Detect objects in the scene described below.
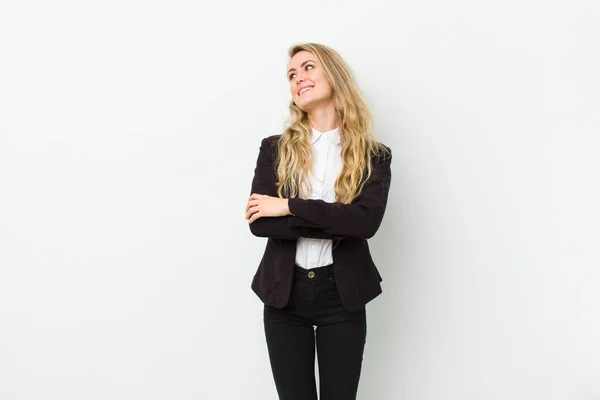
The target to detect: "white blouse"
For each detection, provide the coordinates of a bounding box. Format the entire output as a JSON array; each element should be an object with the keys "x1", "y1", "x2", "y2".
[{"x1": 295, "y1": 126, "x2": 342, "y2": 269}]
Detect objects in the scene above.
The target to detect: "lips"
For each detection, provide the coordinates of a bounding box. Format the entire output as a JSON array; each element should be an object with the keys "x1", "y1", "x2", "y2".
[{"x1": 298, "y1": 84, "x2": 314, "y2": 96}]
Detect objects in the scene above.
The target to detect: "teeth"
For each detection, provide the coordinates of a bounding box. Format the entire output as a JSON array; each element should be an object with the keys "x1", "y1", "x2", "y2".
[{"x1": 299, "y1": 86, "x2": 312, "y2": 95}]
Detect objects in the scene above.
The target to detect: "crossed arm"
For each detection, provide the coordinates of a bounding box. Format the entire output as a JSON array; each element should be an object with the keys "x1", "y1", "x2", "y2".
[{"x1": 246, "y1": 136, "x2": 392, "y2": 240}]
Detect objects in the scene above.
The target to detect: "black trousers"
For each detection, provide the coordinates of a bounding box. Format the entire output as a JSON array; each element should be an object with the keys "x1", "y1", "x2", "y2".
[{"x1": 263, "y1": 263, "x2": 367, "y2": 400}]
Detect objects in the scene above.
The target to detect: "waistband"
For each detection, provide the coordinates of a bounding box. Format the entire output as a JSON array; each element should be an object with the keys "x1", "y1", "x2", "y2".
[{"x1": 294, "y1": 263, "x2": 335, "y2": 282}]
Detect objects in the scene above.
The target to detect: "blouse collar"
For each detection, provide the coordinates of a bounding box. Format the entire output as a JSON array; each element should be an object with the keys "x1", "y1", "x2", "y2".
[{"x1": 310, "y1": 126, "x2": 340, "y2": 145}]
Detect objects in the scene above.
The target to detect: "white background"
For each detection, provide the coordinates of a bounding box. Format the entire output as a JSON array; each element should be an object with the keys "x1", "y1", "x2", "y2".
[{"x1": 1, "y1": 0, "x2": 599, "y2": 399}]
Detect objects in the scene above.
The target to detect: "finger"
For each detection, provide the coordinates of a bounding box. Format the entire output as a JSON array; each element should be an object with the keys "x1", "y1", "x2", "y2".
[
  {"x1": 248, "y1": 211, "x2": 262, "y2": 224},
  {"x1": 246, "y1": 202, "x2": 259, "y2": 213},
  {"x1": 245, "y1": 199, "x2": 259, "y2": 213},
  {"x1": 246, "y1": 205, "x2": 259, "y2": 220}
]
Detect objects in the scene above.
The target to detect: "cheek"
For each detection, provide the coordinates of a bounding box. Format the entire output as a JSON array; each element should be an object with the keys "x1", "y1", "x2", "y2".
[
  {"x1": 315, "y1": 74, "x2": 331, "y2": 91},
  {"x1": 317, "y1": 80, "x2": 333, "y2": 98}
]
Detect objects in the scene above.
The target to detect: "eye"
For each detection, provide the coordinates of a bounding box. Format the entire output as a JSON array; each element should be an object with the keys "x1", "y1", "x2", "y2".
[{"x1": 288, "y1": 64, "x2": 315, "y2": 80}]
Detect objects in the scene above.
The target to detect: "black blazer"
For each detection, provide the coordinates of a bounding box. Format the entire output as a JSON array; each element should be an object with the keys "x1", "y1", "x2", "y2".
[{"x1": 248, "y1": 134, "x2": 392, "y2": 312}]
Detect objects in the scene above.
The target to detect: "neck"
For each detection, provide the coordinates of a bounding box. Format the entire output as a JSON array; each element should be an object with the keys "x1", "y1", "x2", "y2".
[{"x1": 307, "y1": 102, "x2": 338, "y2": 132}]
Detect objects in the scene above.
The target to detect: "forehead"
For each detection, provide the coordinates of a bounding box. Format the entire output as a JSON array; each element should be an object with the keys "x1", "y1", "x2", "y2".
[{"x1": 287, "y1": 50, "x2": 316, "y2": 69}]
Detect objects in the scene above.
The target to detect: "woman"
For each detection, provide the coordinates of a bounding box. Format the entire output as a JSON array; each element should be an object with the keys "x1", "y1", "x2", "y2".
[{"x1": 245, "y1": 43, "x2": 392, "y2": 400}]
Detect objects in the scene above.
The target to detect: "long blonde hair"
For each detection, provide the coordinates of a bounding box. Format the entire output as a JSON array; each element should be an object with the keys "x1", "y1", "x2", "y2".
[{"x1": 276, "y1": 43, "x2": 389, "y2": 204}]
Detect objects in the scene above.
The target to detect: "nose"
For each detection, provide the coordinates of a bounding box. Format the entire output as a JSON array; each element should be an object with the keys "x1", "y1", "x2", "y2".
[{"x1": 295, "y1": 71, "x2": 305, "y2": 84}]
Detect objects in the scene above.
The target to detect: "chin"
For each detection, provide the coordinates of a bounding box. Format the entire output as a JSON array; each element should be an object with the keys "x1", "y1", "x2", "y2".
[
  {"x1": 296, "y1": 103, "x2": 313, "y2": 113},
  {"x1": 295, "y1": 97, "x2": 321, "y2": 112}
]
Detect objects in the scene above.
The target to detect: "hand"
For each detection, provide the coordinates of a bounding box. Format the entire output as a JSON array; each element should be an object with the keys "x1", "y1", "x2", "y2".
[{"x1": 245, "y1": 193, "x2": 291, "y2": 223}]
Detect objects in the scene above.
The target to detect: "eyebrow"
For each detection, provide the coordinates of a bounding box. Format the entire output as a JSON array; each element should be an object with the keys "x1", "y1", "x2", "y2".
[{"x1": 287, "y1": 60, "x2": 316, "y2": 75}]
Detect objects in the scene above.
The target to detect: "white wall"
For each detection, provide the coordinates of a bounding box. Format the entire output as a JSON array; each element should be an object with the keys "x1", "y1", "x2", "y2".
[{"x1": 1, "y1": 0, "x2": 598, "y2": 399}]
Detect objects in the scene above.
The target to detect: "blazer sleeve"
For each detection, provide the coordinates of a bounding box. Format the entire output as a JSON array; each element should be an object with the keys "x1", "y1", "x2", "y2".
[
  {"x1": 287, "y1": 147, "x2": 392, "y2": 239},
  {"x1": 248, "y1": 136, "x2": 334, "y2": 240}
]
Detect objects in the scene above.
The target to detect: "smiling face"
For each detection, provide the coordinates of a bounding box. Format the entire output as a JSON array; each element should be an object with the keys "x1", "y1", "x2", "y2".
[{"x1": 287, "y1": 50, "x2": 334, "y2": 113}]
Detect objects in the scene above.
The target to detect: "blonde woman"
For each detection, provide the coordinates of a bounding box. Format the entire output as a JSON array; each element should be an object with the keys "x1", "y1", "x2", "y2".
[{"x1": 245, "y1": 43, "x2": 392, "y2": 400}]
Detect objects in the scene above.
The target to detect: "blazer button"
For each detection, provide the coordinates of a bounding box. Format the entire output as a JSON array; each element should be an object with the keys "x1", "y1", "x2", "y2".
[{"x1": 308, "y1": 271, "x2": 315, "y2": 279}]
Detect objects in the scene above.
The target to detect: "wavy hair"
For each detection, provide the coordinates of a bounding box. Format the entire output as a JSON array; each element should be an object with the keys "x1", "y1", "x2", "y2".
[{"x1": 275, "y1": 43, "x2": 389, "y2": 204}]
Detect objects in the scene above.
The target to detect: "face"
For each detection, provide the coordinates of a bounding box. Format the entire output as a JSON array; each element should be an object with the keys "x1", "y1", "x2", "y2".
[{"x1": 287, "y1": 50, "x2": 333, "y2": 112}]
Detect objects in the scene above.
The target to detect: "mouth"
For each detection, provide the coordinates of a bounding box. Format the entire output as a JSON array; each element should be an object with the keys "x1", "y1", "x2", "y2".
[{"x1": 298, "y1": 85, "x2": 314, "y2": 96}]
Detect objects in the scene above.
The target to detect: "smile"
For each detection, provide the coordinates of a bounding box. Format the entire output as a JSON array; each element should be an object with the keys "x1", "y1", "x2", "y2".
[{"x1": 298, "y1": 86, "x2": 314, "y2": 96}]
